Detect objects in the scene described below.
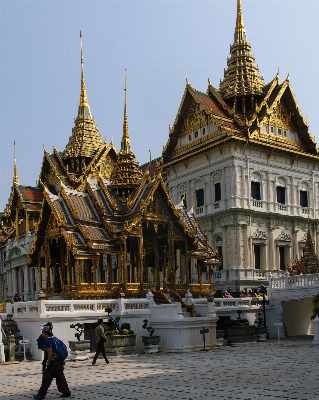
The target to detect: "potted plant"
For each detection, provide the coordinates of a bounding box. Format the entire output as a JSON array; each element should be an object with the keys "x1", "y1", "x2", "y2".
[
  {"x1": 225, "y1": 311, "x2": 256, "y2": 345},
  {"x1": 102, "y1": 307, "x2": 136, "y2": 355},
  {"x1": 69, "y1": 323, "x2": 90, "y2": 361},
  {"x1": 141, "y1": 319, "x2": 160, "y2": 353}
]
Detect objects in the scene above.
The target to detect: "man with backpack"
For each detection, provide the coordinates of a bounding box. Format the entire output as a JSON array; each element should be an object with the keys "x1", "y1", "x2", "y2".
[
  {"x1": 37, "y1": 322, "x2": 54, "y2": 372},
  {"x1": 34, "y1": 326, "x2": 71, "y2": 399}
]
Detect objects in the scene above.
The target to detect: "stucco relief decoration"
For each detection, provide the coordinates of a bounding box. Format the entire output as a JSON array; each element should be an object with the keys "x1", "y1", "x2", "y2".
[
  {"x1": 178, "y1": 183, "x2": 187, "y2": 195},
  {"x1": 194, "y1": 178, "x2": 204, "y2": 190},
  {"x1": 211, "y1": 171, "x2": 222, "y2": 182},
  {"x1": 252, "y1": 228, "x2": 268, "y2": 244},
  {"x1": 298, "y1": 180, "x2": 309, "y2": 191},
  {"x1": 276, "y1": 176, "x2": 286, "y2": 187},
  {"x1": 276, "y1": 231, "x2": 292, "y2": 247}
]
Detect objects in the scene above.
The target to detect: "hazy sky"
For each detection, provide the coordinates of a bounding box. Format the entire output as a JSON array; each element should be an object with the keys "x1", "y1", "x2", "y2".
[{"x1": 0, "y1": 0, "x2": 318, "y2": 210}]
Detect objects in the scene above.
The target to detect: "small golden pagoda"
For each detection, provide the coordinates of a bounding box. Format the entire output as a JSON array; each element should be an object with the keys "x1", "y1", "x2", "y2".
[{"x1": 288, "y1": 222, "x2": 319, "y2": 275}]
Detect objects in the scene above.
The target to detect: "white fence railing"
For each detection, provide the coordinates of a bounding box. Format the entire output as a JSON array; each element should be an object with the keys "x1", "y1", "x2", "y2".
[
  {"x1": 269, "y1": 272, "x2": 319, "y2": 290},
  {"x1": 13, "y1": 298, "x2": 152, "y2": 317}
]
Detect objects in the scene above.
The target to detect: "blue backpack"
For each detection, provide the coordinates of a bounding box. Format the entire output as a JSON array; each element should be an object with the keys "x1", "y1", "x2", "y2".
[{"x1": 48, "y1": 337, "x2": 68, "y2": 360}]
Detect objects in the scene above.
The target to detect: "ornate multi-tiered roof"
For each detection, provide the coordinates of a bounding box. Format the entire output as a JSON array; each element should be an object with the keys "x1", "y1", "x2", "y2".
[
  {"x1": 64, "y1": 32, "x2": 104, "y2": 165},
  {"x1": 219, "y1": 0, "x2": 265, "y2": 108},
  {"x1": 162, "y1": 0, "x2": 317, "y2": 167}
]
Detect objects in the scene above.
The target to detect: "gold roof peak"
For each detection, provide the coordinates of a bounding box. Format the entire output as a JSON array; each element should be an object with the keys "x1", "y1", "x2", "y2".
[
  {"x1": 121, "y1": 69, "x2": 131, "y2": 154},
  {"x1": 64, "y1": 32, "x2": 103, "y2": 161},
  {"x1": 109, "y1": 71, "x2": 142, "y2": 197},
  {"x1": 219, "y1": 0, "x2": 265, "y2": 102},
  {"x1": 234, "y1": 0, "x2": 246, "y2": 43},
  {"x1": 78, "y1": 31, "x2": 91, "y2": 118},
  {"x1": 13, "y1": 140, "x2": 20, "y2": 185}
]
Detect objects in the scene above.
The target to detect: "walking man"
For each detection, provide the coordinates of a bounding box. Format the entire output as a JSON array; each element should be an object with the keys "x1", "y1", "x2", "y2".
[
  {"x1": 92, "y1": 318, "x2": 109, "y2": 365},
  {"x1": 34, "y1": 326, "x2": 71, "y2": 399}
]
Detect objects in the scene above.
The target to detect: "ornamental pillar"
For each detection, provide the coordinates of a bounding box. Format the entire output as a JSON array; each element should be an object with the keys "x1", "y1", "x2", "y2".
[
  {"x1": 93, "y1": 259, "x2": 98, "y2": 291},
  {"x1": 268, "y1": 227, "x2": 275, "y2": 269},
  {"x1": 236, "y1": 225, "x2": 242, "y2": 267},
  {"x1": 122, "y1": 241, "x2": 127, "y2": 287},
  {"x1": 76, "y1": 259, "x2": 82, "y2": 290}
]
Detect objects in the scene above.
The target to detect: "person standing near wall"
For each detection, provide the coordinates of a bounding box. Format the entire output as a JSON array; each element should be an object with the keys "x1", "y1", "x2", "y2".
[{"x1": 92, "y1": 318, "x2": 109, "y2": 366}]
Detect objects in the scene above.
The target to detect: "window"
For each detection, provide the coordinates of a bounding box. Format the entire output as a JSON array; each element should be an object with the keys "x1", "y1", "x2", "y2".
[
  {"x1": 214, "y1": 183, "x2": 221, "y2": 202},
  {"x1": 254, "y1": 245, "x2": 261, "y2": 270},
  {"x1": 251, "y1": 181, "x2": 261, "y2": 200},
  {"x1": 196, "y1": 189, "x2": 204, "y2": 207},
  {"x1": 271, "y1": 126, "x2": 274, "y2": 134},
  {"x1": 284, "y1": 130, "x2": 287, "y2": 137},
  {"x1": 194, "y1": 131, "x2": 198, "y2": 138},
  {"x1": 217, "y1": 246, "x2": 223, "y2": 271},
  {"x1": 188, "y1": 134, "x2": 192, "y2": 141},
  {"x1": 279, "y1": 247, "x2": 285, "y2": 271},
  {"x1": 202, "y1": 127, "x2": 206, "y2": 135},
  {"x1": 278, "y1": 128, "x2": 282, "y2": 136},
  {"x1": 277, "y1": 186, "x2": 285, "y2": 204},
  {"x1": 300, "y1": 190, "x2": 308, "y2": 207}
]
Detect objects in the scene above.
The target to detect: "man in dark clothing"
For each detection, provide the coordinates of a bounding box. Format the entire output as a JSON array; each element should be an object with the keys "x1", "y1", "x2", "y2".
[
  {"x1": 37, "y1": 322, "x2": 54, "y2": 372},
  {"x1": 34, "y1": 326, "x2": 71, "y2": 399},
  {"x1": 92, "y1": 318, "x2": 109, "y2": 365}
]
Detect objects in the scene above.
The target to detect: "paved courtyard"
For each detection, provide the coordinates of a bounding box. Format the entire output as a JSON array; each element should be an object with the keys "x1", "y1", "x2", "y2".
[{"x1": 1, "y1": 337, "x2": 318, "y2": 400}]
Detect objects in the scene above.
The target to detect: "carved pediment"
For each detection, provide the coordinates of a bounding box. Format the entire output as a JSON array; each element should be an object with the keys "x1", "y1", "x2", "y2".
[
  {"x1": 146, "y1": 193, "x2": 172, "y2": 218},
  {"x1": 99, "y1": 155, "x2": 113, "y2": 179},
  {"x1": 269, "y1": 101, "x2": 296, "y2": 131}
]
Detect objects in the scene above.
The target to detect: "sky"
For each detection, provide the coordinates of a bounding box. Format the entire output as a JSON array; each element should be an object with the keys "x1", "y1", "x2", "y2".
[{"x1": 0, "y1": 0, "x2": 319, "y2": 210}]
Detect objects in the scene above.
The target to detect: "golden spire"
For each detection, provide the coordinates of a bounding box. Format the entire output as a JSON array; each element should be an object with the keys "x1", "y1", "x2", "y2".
[
  {"x1": 234, "y1": 0, "x2": 246, "y2": 43},
  {"x1": 121, "y1": 69, "x2": 131, "y2": 154},
  {"x1": 13, "y1": 140, "x2": 20, "y2": 185},
  {"x1": 109, "y1": 70, "x2": 142, "y2": 198},
  {"x1": 78, "y1": 31, "x2": 91, "y2": 118},
  {"x1": 219, "y1": 0, "x2": 264, "y2": 103},
  {"x1": 63, "y1": 32, "x2": 103, "y2": 161}
]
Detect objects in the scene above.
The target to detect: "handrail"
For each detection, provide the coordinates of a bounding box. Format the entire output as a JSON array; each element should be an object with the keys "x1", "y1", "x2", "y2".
[{"x1": 0, "y1": 315, "x2": 11, "y2": 337}]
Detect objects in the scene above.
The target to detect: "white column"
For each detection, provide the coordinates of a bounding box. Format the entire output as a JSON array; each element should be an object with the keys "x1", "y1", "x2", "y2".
[
  {"x1": 222, "y1": 226, "x2": 227, "y2": 270},
  {"x1": 23, "y1": 265, "x2": 30, "y2": 300},
  {"x1": 267, "y1": 172, "x2": 271, "y2": 212},
  {"x1": 236, "y1": 225, "x2": 242, "y2": 268},
  {"x1": 243, "y1": 224, "x2": 249, "y2": 268},
  {"x1": 12, "y1": 268, "x2": 17, "y2": 295},
  {"x1": 268, "y1": 227, "x2": 275, "y2": 270},
  {"x1": 241, "y1": 165, "x2": 246, "y2": 208}
]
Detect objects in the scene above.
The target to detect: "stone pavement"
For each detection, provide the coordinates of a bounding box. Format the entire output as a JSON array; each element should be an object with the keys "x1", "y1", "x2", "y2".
[{"x1": 1, "y1": 337, "x2": 319, "y2": 400}]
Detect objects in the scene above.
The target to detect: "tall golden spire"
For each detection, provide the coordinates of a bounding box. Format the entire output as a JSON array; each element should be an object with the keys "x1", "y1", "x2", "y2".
[
  {"x1": 13, "y1": 140, "x2": 20, "y2": 185},
  {"x1": 64, "y1": 32, "x2": 103, "y2": 162},
  {"x1": 121, "y1": 69, "x2": 131, "y2": 154},
  {"x1": 234, "y1": 0, "x2": 246, "y2": 43},
  {"x1": 219, "y1": 0, "x2": 264, "y2": 103},
  {"x1": 109, "y1": 70, "x2": 142, "y2": 198},
  {"x1": 78, "y1": 31, "x2": 91, "y2": 118}
]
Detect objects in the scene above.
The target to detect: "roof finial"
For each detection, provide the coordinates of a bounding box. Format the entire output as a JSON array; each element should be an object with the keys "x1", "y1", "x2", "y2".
[
  {"x1": 121, "y1": 69, "x2": 131, "y2": 154},
  {"x1": 234, "y1": 0, "x2": 247, "y2": 43},
  {"x1": 78, "y1": 31, "x2": 91, "y2": 117},
  {"x1": 13, "y1": 140, "x2": 20, "y2": 185}
]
